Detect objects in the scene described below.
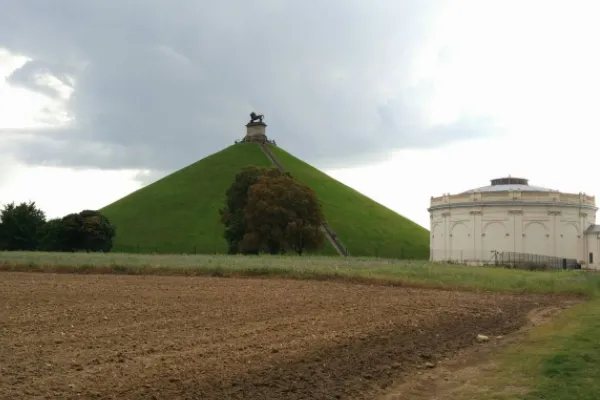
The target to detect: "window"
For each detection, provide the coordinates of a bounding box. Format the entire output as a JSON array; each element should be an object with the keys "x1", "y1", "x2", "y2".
[{"x1": 590, "y1": 252, "x2": 594, "y2": 264}]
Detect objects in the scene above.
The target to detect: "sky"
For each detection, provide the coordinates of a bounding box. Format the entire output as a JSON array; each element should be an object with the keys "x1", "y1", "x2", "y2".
[{"x1": 1, "y1": 0, "x2": 599, "y2": 229}]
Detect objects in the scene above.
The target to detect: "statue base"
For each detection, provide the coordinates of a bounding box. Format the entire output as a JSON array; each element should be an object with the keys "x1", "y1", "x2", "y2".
[{"x1": 244, "y1": 121, "x2": 267, "y2": 143}]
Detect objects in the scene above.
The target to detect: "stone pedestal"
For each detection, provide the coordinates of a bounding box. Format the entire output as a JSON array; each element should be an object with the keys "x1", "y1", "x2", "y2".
[{"x1": 244, "y1": 122, "x2": 267, "y2": 143}]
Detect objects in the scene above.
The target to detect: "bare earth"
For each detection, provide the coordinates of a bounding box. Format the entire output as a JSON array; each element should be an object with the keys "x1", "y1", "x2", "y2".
[{"x1": 0, "y1": 272, "x2": 565, "y2": 399}]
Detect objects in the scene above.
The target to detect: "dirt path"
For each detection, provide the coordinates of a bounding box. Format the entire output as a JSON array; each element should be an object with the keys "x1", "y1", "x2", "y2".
[
  {"x1": 377, "y1": 303, "x2": 581, "y2": 399},
  {"x1": 0, "y1": 272, "x2": 566, "y2": 399}
]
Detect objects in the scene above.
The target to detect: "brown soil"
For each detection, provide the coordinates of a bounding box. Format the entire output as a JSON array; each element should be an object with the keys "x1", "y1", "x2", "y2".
[
  {"x1": 0, "y1": 272, "x2": 568, "y2": 399},
  {"x1": 378, "y1": 302, "x2": 582, "y2": 400}
]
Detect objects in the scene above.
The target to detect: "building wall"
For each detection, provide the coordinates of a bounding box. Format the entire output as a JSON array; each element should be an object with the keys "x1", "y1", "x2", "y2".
[
  {"x1": 430, "y1": 191, "x2": 597, "y2": 264},
  {"x1": 586, "y1": 232, "x2": 600, "y2": 269},
  {"x1": 245, "y1": 123, "x2": 267, "y2": 140}
]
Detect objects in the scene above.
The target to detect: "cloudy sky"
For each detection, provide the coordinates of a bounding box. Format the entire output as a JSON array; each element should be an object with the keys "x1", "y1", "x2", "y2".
[{"x1": 1, "y1": 0, "x2": 599, "y2": 229}]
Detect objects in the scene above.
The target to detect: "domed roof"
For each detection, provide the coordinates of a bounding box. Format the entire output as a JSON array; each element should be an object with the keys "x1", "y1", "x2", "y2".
[{"x1": 461, "y1": 177, "x2": 558, "y2": 194}]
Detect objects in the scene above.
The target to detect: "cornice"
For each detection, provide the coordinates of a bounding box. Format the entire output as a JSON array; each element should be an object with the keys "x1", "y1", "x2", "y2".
[{"x1": 428, "y1": 201, "x2": 598, "y2": 213}]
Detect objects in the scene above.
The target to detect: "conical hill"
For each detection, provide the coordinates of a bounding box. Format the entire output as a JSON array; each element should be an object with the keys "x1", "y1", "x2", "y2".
[
  {"x1": 268, "y1": 145, "x2": 429, "y2": 259},
  {"x1": 101, "y1": 142, "x2": 429, "y2": 258}
]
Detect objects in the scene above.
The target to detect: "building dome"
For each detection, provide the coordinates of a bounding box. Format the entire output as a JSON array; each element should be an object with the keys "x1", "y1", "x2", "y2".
[
  {"x1": 428, "y1": 177, "x2": 599, "y2": 268},
  {"x1": 461, "y1": 176, "x2": 558, "y2": 194}
]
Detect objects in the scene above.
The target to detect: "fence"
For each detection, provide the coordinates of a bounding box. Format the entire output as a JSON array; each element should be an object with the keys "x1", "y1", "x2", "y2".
[
  {"x1": 321, "y1": 222, "x2": 349, "y2": 256},
  {"x1": 493, "y1": 251, "x2": 580, "y2": 270},
  {"x1": 430, "y1": 249, "x2": 581, "y2": 270}
]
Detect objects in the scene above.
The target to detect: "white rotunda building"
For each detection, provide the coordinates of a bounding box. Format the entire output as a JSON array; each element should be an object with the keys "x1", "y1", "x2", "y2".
[{"x1": 429, "y1": 177, "x2": 599, "y2": 269}]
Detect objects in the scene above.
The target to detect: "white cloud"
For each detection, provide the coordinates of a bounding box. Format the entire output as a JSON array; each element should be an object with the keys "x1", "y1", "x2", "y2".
[
  {"x1": 1, "y1": 0, "x2": 599, "y2": 231},
  {"x1": 328, "y1": 125, "x2": 600, "y2": 229},
  {"x1": 0, "y1": 156, "x2": 142, "y2": 220},
  {"x1": 327, "y1": 0, "x2": 598, "y2": 229},
  {"x1": 0, "y1": 50, "x2": 143, "y2": 218}
]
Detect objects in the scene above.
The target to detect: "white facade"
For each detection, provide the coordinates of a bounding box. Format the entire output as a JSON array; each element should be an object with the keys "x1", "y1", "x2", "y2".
[{"x1": 429, "y1": 177, "x2": 599, "y2": 269}]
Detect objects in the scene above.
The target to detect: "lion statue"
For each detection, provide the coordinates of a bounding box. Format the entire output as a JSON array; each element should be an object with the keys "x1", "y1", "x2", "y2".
[{"x1": 249, "y1": 112, "x2": 264, "y2": 123}]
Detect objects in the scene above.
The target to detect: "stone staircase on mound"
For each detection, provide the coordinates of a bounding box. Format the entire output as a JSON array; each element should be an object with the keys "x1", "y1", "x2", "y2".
[{"x1": 258, "y1": 142, "x2": 349, "y2": 257}]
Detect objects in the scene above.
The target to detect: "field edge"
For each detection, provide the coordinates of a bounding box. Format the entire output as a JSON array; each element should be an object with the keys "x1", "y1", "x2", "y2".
[{"x1": 0, "y1": 259, "x2": 594, "y2": 299}]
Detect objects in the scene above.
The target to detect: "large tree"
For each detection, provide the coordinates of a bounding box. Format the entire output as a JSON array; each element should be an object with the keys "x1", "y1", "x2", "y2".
[
  {"x1": 0, "y1": 201, "x2": 47, "y2": 251},
  {"x1": 243, "y1": 175, "x2": 325, "y2": 255},
  {"x1": 58, "y1": 210, "x2": 116, "y2": 252},
  {"x1": 38, "y1": 218, "x2": 69, "y2": 251},
  {"x1": 38, "y1": 210, "x2": 116, "y2": 252},
  {"x1": 219, "y1": 166, "x2": 286, "y2": 254},
  {"x1": 79, "y1": 210, "x2": 116, "y2": 252}
]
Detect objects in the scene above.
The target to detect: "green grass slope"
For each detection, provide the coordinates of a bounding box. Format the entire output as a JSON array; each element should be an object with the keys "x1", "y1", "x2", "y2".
[
  {"x1": 268, "y1": 145, "x2": 430, "y2": 259},
  {"x1": 101, "y1": 143, "x2": 272, "y2": 254},
  {"x1": 101, "y1": 141, "x2": 429, "y2": 258}
]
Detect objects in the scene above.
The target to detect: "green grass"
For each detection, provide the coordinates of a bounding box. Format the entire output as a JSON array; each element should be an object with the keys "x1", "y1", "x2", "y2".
[
  {"x1": 519, "y1": 301, "x2": 600, "y2": 400},
  {"x1": 269, "y1": 145, "x2": 430, "y2": 259},
  {"x1": 1, "y1": 251, "x2": 598, "y2": 296},
  {"x1": 101, "y1": 143, "x2": 272, "y2": 254},
  {"x1": 100, "y1": 142, "x2": 430, "y2": 258},
  {"x1": 462, "y1": 299, "x2": 600, "y2": 400}
]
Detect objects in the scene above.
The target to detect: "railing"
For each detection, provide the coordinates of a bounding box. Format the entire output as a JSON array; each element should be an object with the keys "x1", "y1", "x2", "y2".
[
  {"x1": 430, "y1": 249, "x2": 581, "y2": 270},
  {"x1": 321, "y1": 222, "x2": 349, "y2": 257},
  {"x1": 493, "y1": 251, "x2": 580, "y2": 270},
  {"x1": 258, "y1": 143, "x2": 348, "y2": 257},
  {"x1": 259, "y1": 142, "x2": 286, "y2": 172}
]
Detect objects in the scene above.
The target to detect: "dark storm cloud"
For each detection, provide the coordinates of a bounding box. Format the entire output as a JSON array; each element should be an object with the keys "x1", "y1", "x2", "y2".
[{"x1": 0, "y1": 0, "x2": 499, "y2": 175}]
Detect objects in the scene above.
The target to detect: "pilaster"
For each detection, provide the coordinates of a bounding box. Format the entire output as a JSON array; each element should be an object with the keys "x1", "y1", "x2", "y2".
[
  {"x1": 442, "y1": 211, "x2": 451, "y2": 259},
  {"x1": 508, "y1": 209, "x2": 523, "y2": 252},
  {"x1": 548, "y1": 210, "x2": 562, "y2": 256},
  {"x1": 470, "y1": 210, "x2": 482, "y2": 259}
]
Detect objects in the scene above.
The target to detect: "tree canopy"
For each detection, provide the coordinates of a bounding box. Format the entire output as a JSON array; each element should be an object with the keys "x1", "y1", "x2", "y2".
[
  {"x1": 39, "y1": 210, "x2": 116, "y2": 252},
  {"x1": 220, "y1": 166, "x2": 325, "y2": 255},
  {"x1": 0, "y1": 201, "x2": 46, "y2": 251},
  {"x1": 219, "y1": 166, "x2": 287, "y2": 254},
  {"x1": 0, "y1": 203, "x2": 116, "y2": 253}
]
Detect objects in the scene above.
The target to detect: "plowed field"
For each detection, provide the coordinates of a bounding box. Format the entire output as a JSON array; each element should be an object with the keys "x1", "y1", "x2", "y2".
[{"x1": 0, "y1": 272, "x2": 560, "y2": 399}]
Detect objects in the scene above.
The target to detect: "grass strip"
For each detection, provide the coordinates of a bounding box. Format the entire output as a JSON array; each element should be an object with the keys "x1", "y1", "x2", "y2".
[{"x1": 1, "y1": 251, "x2": 599, "y2": 297}]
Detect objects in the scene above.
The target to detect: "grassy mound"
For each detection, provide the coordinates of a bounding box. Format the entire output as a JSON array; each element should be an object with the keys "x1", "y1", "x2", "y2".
[
  {"x1": 268, "y1": 145, "x2": 430, "y2": 259},
  {"x1": 101, "y1": 143, "x2": 272, "y2": 254},
  {"x1": 101, "y1": 142, "x2": 429, "y2": 258}
]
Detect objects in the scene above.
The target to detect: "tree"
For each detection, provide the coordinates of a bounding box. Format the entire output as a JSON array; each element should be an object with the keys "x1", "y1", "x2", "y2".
[
  {"x1": 79, "y1": 210, "x2": 116, "y2": 252},
  {"x1": 58, "y1": 213, "x2": 86, "y2": 251},
  {"x1": 285, "y1": 219, "x2": 325, "y2": 256},
  {"x1": 219, "y1": 166, "x2": 286, "y2": 254},
  {"x1": 38, "y1": 218, "x2": 68, "y2": 251},
  {"x1": 244, "y1": 175, "x2": 325, "y2": 255},
  {"x1": 38, "y1": 211, "x2": 116, "y2": 252},
  {"x1": 57, "y1": 210, "x2": 116, "y2": 252},
  {"x1": 0, "y1": 201, "x2": 47, "y2": 251}
]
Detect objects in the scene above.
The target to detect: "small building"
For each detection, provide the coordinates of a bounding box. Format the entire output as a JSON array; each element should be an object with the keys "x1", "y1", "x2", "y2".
[
  {"x1": 243, "y1": 120, "x2": 268, "y2": 143},
  {"x1": 428, "y1": 177, "x2": 599, "y2": 269},
  {"x1": 235, "y1": 113, "x2": 277, "y2": 145}
]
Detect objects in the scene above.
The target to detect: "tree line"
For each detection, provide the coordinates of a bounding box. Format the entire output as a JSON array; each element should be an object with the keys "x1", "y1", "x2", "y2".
[
  {"x1": 0, "y1": 202, "x2": 116, "y2": 252},
  {"x1": 1, "y1": 166, "x2": 326, "y2": 255},
  {"x1": 220, "y1": 166, "x2": 326, "y2": 255}
]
